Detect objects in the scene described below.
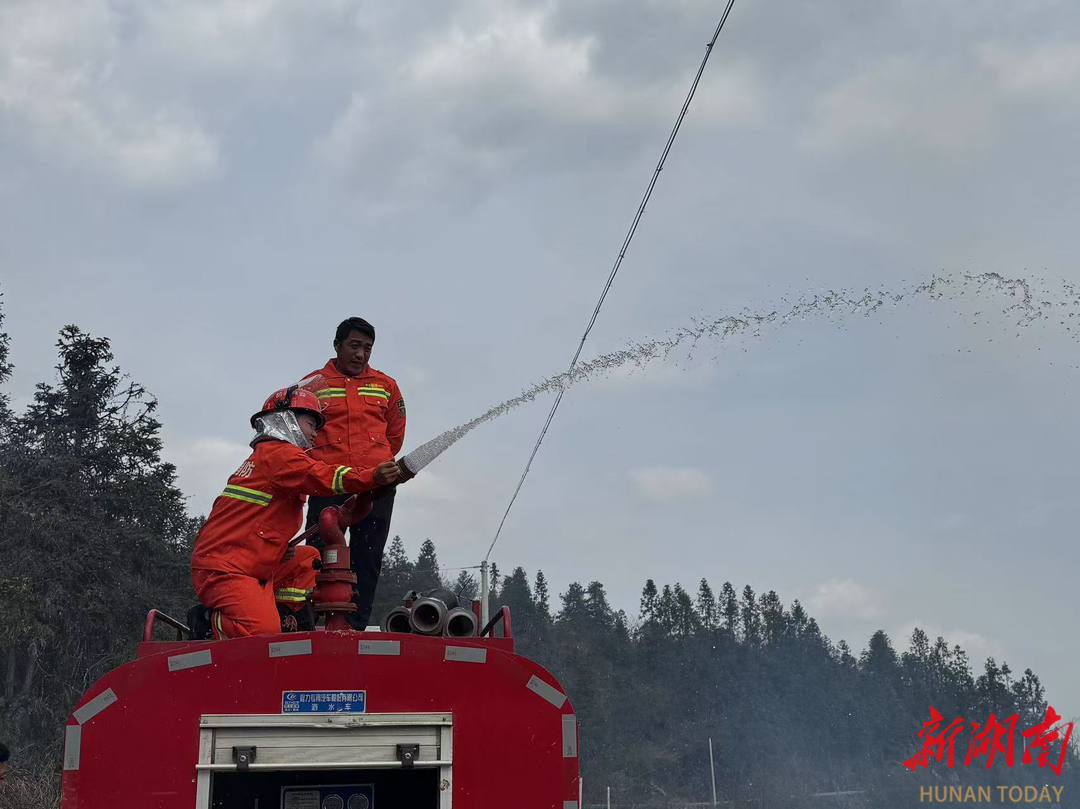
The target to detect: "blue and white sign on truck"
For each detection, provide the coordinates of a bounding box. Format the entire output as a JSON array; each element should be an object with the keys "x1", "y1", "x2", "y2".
[{"x1": 281, "y1": 690, "x2": 367, "y2": 713}]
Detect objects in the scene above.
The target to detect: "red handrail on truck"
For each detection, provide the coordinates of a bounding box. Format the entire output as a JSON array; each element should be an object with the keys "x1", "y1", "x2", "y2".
[
  {"x1": 479, "y1": 605, "x2": 511, "y2": 639},
  {"x1": 142, "y1": 609, "x2": 190, "y2": 643}
]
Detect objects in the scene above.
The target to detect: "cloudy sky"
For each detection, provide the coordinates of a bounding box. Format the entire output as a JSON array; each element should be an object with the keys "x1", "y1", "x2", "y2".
[{"x1": 3, "y1": 0, "x2": 1079, "y2": 722}]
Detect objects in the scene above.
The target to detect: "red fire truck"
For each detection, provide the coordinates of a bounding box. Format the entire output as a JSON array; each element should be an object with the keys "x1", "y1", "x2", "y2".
[{"x1": 60, "y1": 498, "x2": 580, "y2": 808}]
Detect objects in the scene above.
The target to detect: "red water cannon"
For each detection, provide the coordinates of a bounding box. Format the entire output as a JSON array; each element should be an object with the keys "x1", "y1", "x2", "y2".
[{"x1": 308, "y1": 494, "x2": 372, "y2": 631}]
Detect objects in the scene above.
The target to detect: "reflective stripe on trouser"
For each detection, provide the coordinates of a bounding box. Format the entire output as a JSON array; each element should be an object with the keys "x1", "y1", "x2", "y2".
[{"x1": 191, "y1": 545, "x2": 320, "y2": 638}]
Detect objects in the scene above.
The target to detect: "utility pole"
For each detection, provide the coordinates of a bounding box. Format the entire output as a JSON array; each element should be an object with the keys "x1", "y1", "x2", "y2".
[
  {"x1": 709, "y1": 737, "x2": 718, "y2": 808},
  {"x1": 607, "y1": 786, "x2": 611, "y2": 809},
  {"x1": 480, "y1": 559, "x2": 490, "y2": 628}
]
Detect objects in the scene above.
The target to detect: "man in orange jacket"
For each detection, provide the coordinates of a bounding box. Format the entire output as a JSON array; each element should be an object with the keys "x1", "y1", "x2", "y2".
[
  {"x1": 304, "y1": 317, "x2": 406, "y2": 630},
  {"x1": 189, "y1": 382, "x2": 401, "y2": 639}
]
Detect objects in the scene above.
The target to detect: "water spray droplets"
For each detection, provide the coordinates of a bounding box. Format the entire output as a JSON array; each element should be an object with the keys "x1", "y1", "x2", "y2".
[{"x1": 400, "y1": 272, "x2": 1075, "y2": 475}]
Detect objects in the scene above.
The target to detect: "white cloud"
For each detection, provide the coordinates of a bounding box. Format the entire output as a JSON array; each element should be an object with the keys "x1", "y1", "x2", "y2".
[
  {"x1": 134, "y1": 0, "x2": 359, "y2": 75},
  {"x1": 808, "y1": 578, "x2": 883, "y2": 621},
  {"x1": 139, "y1": 0, "x2": 294, "y2": 70},
  {"x1": 801, "y1": 56, "x2": 992, "y2": 156},
  {"x1": 315, "y1": 7, "x2": 603, "y2": 193},
  {"x1": 407, "y1": 9, "x2": 597, "y2": 113},
  {"x1": 686, "y1": 60, "x2": 767, "y2": 126},
  {"x1": 316, "y1": 3, "x2": 764, "y2": 198},
  {"x1": 629, "y1": 466, "x2": 713, "y2": 502},
  {"x1": 0, "y1": 0, "x2": 764, "y2": 197},
  {"x1": 0, "y1": 0, "x2": 219, "y2": 190},
  {"x1": 803, "y1": 38, "x2": 1080, "y2": 159},
  {"x1": 979, "y1": 41, "x2": 1080, "y2": 100}
]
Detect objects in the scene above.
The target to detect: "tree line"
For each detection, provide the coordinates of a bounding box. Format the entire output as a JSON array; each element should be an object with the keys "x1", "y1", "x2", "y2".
[
  {"x1": 376, "y1": 541, "x2": 1079, "y2": 806},
  {"x1": 0, "y1": 314, "x2": 1076, "y2": 807}
]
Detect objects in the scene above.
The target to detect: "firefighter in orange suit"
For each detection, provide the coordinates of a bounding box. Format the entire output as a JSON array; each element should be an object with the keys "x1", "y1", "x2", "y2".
[
  {"x1": 189, "y1": 383, "x2": 401, "y2": 639},
  {"x1": 304, "y1": 317, "x2": 406, "y2": 629}
]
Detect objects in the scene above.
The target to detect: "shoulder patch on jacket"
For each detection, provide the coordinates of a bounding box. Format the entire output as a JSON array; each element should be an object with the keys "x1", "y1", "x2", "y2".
[{"x1": 397, "y1": 397, "x2": 406, "y2": 416}]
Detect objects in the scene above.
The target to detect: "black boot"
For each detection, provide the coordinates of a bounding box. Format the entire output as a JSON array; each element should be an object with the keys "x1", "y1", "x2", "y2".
[
  {"x1": 278, "y1": 601, "x2": 315, "y2": 633},
  {"x1": 187, "y1": 604, "x2": 213, "y2": 640}
]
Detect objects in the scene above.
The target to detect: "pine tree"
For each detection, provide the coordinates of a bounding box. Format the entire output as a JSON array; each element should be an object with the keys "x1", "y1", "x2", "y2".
[
  {"x1": 367, "y1": 536, "x2": 415, "y2": 621},
  {"x1": 696, "y1": 579, "x2": 718, "y2": 632},
  {"x1": 639, "y1": 579, "x2": 659, "y2": 625},
  {"x1": 758, "y1": 590, "x2": 786, "y2": 645},
  {"x1": 613, "y1": 610, "x2": 631, "y2": 644},
  {"x1": 585, "y1": 581, "x2": 615, "y2": 630},
  {"x1": 534, "y1": 570, "x2": 551, "y2": 618},
  {"x1": 498, "y1": 567, "x2": 539, "y2": 639},
  {"x1": 557, "y1": 582, "x2": 588, "y2": 623},
  {"x1": 0, "y1": 293, "x2": 12, "y2": 426},
  {"x1": 740, "y1": 585, "x2": 760, "y2": 645},
  {"x1": 658, "y1": 585, "x2": 677, "y2": 634},
  {"x1": 836, "y1": 639, "x2": 857, "y2": 668},
  {"x1": 975, "y1": 657, "x2": 1016, "y2": 718},
  {"x1": 789, "y1": 600, "x2": 808, "y2": 638},
  {"x1": 501, "y1": 567, "x2": 533, "y2": 605},
  {"x1": 720, "y1": 581, "x2": 739, "y2": 636},
  {"x1": 860, "y1": 630, "x2": 898, "y2": 675},
  {"x1": 384, "y1": 536, "x2": 411, "y2": 571},
  {"x1": 414, "y1": 539, "x2": 442, "y2": 592},
  {"x1": 1011, "y1": 668, "x2": 1047, "y2": 728},
  {"x1": 0, "y1": 325, "x2": 196, "y2": 757},
  {"x1": 672, "y1": 583, "x2": 700, "y2": 637}
]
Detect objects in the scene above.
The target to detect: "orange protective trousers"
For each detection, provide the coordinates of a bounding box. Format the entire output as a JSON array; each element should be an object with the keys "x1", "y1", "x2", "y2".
[{"x1": 191, "y1": 545, "x2": 320, "y2": 638}]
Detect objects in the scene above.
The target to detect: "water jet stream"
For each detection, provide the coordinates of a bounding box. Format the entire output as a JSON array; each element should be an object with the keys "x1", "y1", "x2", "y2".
[{"x1": 399, "y1": 272, "x2": 1071, "y2": 476}]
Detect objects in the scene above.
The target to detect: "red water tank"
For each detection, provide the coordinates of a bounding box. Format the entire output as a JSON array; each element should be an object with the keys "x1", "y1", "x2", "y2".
[{"x1": 60, "y1": 622, "x2": 580, "y2": 808}]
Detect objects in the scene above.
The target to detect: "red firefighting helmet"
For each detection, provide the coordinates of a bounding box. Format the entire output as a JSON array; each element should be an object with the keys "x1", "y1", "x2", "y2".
[{"x1": 250, "y1": 386, "x2": 326, "y2": 430}]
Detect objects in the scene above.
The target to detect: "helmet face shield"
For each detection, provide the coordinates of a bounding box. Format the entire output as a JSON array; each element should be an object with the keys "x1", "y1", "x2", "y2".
[
  {"x1": 252, "y1": 411, "x2": 313, "y2": 450},
  {"x1": 297, "y1": 374, "x2": 330, "y2": 398},
  {"x1": 294, "y1": 374, "x2": 330, "y2": 426}
]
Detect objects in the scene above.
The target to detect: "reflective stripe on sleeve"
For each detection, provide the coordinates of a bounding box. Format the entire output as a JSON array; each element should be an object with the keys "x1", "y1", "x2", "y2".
[
  {"x1": 332, "y1": 466, "x2": 352, "y2": 495},
  {"x1": 221, "y1": 485, "x2": 272, "y2": 506}
]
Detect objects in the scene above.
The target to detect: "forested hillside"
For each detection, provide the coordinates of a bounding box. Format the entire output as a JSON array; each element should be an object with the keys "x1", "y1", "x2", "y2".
[{"x1": 373, "y1": 543, "x2": 1080, "y2": 806}]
